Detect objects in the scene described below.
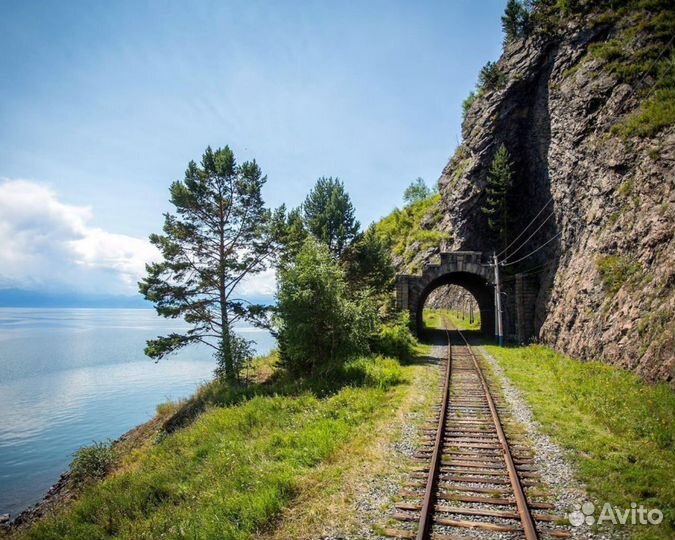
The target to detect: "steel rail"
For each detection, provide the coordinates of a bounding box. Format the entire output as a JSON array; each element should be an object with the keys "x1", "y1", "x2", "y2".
[
  {"x1": 454, "y1": 326, "x2": 539, "y2": 540},
  {"x1": 415, "y1": 329, "x2": 452, "y2": 540}
]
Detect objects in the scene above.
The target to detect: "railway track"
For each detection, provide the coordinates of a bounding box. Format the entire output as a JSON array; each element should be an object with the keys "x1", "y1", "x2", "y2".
[{"x1": 382, "y1": 321, "x2": 570, "y2": 540}]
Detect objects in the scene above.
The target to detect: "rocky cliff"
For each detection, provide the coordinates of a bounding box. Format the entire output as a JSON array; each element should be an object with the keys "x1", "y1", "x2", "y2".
[{"x1": 404, "y1": 1, "x2": 674, "y2": 382}]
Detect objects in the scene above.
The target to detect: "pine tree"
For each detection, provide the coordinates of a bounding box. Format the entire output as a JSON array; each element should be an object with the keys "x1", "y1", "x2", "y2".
[
  {"x1": 341, "y1": 225, "x2": 395, "y2": 295},
  {"x1": 478, "y1": 61, "x2": 507, "y2": 91},
  {"x1": 277, "y1": 206, "x2": 308, "y2": 267},
  {"x1": 139, "y1": 145, "x2": 278, "y2": 383},
  {"x1": 502, "y1": 0, "x2": 531, "y2": 44},
  {"x1": 481, "y1": 144, "x2": 514, "y2": 251},
  {"x1": 303, "y1": 177, "x2": 360, "y2": 257},
  {"x1": 403, "y1": 177, "x2": 433, "y2": 205}
]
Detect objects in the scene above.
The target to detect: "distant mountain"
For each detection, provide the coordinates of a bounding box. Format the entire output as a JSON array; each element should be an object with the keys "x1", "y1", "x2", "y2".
[
  {"x1": 0, "y1": 289, "x2": 151, "y2": 308},
  {"x1": 0, "y1": 289, "x2": 275, "y2": 309}
]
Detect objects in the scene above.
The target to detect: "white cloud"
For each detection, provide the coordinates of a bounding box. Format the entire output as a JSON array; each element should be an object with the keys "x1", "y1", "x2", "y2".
[
  {"x1": 0, "y1": 179, "x2": 159, "y2": 294},
  {"x1": 0, "y1": 179, "x2": 277, "y2": 299},
  {"x1": 238, "y1": 266, "x2": 277, "y2": 299}
]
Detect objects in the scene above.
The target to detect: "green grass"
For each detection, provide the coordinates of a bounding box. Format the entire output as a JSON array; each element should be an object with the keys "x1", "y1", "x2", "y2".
[
  {"x1": 612, "y1": 87, "x2": 675, "y2": 138},
  {"x1": 484, "y1": 344, "x2": 675, "y2": 540},
  {"x1": 423, "y1": 308, "x2": 481, "y2": 331},
  {"x1": 17, "y1": 355, "x2": 407, "y2": 540}
]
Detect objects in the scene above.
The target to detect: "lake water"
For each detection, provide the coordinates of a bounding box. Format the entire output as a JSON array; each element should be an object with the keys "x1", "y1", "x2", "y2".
[{"x1": 0, "y1": 308, "x2": 276, "y2": 517}]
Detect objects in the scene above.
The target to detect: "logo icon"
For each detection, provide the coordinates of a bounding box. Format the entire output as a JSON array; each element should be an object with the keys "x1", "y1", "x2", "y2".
[
  {"x1": 568, "y1": 501, "x2": 595, "y2": 526},
  {"x1": 567, "y1": 500, "x2": 663, "y2": 527}
]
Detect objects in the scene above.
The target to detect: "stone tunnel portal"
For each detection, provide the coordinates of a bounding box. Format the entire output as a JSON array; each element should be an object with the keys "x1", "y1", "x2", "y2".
[
  {"x1": 396, "y1": 250, "x2": 540, "y2": 343},
  {"x1": 415, "y1": 272, "x2": 495, "y2": 337},
  {"x1": 395, "y1": 251, "x2": 496, "y2": 339}
]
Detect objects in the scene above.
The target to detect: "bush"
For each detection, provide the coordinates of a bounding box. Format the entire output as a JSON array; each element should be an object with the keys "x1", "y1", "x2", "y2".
[
  {"x1": 370, "y1": 312, "x2": 417, "y2": 361},
  {"x1": 343, "y1": 356, "x2": 406, "y2": 389},
  {"x1": 612, "y1": 87, "x2": 675, "y2": 138},
  {"x1": 215, "y1": 330, "x2": 254, "y2": 382},
  {"x1": 374, "y1": 194, "x2": 448, "y2": 266},
  {"x1": 70, "y1": 440, "x2": 117, "y2": 483},
  {"x1": 276, "y1": 238, "x2": 375, "y2": 375},
  {"x1": 596, "y1": 255, "x2": 641, "y2": 295},
  {"x1": 462, "y1": 91, "x2": 477, "y2": 119},
  {"x1": 478, "y1": 61, "x2": 507, "y2": 92}
]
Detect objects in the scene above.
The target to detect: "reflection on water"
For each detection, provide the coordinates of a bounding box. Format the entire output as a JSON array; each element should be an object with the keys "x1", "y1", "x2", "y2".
[{"x1": 0, "y1": 308, "x2": 276, "y2": 516}]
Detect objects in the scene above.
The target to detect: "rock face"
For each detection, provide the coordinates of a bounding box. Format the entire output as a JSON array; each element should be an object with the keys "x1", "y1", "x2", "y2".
[
  {"x1": 426, "y1": 285, "x2": 479, "y2": 314},
  {"x1": 409, "y1": 11, "x2": 674, "y2": 382}
]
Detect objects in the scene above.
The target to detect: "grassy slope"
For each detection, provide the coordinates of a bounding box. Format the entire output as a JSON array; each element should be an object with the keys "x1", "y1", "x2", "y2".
[
  {"x1": 374, "y1": 194, "x2": 449, "y2": 272},
  {"x1": 260, "y1": 343, "x2": 439, "y2": 539},
  {"x1": 16, "y1": 355, "x2": 409, "y2": 540},
  {"x1": 484, "y1": 344, "x2": 674, "y2": 540}
]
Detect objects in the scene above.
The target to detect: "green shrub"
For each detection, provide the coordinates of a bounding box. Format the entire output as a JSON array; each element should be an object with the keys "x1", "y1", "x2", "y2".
[
  {"x1": 478, "y1": 61, "x2": 508, "y2": 92},
  {"x1": 596, "y1": 255, "x2": 642, "y2": 294},
  {"x1": 462, "y1": 91, "x2": 477, "y2": 118},
  {"x1": 617, "y1": 179, "x2": 634, "y2": 197},
  {"x1": 370, "y1": 312, "x2": 418, "y2": 360},
  {"x1": 343, "y1": 356, "x2": 406, "y2": 389},
  {"x1": 612, "y1": 87, "x2": 675, "y2": 138},
  {"x1": 374, "y1": 194, "x2": 449, "y2": 269},
  {"x1": 588, "y1": 39, "x2": 624, "y2": 62},
  {"x1": 276, "y1": 238, "x2": 375, "y2": 375},
  {"x1": 70, "y1": 440, "x2": 117, "y2": 483}
]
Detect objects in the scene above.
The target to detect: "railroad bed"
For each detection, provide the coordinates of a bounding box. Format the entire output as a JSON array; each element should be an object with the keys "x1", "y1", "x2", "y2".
[{"x1": 381, "y1": 324, "x2": 570, "y2": 540}]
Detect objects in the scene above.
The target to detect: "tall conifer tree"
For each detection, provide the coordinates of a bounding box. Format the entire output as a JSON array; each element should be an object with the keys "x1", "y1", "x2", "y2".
[
  {"x1": 303, "y1": 177, "x2": 360, "y2": 257},
  {"x1": 139, "y1": 145, "x2": 277, "y2": 382},
  {"x1": 481, "y1": 144, "x2": 514, "y2": 251}
]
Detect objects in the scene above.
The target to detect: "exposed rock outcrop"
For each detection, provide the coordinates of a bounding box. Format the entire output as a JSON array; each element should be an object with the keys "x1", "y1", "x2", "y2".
[{"x1": 404, "y1": 5, "x2": 674, "y2": 382}]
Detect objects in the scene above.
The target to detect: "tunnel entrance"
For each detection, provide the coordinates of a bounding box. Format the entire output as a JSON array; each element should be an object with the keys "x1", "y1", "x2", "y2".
[
  {"x1": 396, "y1": 250, "x2": 541, "y2": 343},
  {"x1": 422, "y1": 284, "x2": 481, "y2": 333},
  {"x1": 395, "y1": 251, "x2": 496, "y2": 339},
  {"x1": 415, "y1": 272, "x2": 494, "y2": 339}
]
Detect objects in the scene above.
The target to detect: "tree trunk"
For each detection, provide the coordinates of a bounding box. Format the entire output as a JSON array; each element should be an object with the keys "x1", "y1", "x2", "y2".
[
  {"x1": 219, "y1": 194, "x2": 235, "y2": 384},
  {"x1": 221, "y1": 297, "x2": 234, "y2": 383}
]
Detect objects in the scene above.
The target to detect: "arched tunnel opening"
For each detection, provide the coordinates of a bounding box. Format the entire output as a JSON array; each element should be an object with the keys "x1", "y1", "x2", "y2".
[
  {"x1": 422, "y1": 284, "x2": 480, "y2": 331},
  {"x1": 414, "y1": 272, "x2": 495, "y2": 341}
]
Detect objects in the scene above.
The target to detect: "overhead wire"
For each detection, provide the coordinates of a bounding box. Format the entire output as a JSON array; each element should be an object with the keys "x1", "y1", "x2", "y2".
[
  {"x1": 501, "y1": 211, "x2": 555, "y2": 263},
  {"x1": 500, "y1": 231, "x2": 562, "y2": 267},
  {"x1": 496, "y1": 198, "x2": 553, "y2": 259},
  {"x1": 499, "y1": 261, "x2": 557, "y2": 282}
]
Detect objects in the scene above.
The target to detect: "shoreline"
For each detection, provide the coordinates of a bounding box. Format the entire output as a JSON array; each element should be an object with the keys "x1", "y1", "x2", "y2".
[{"x1": 2, "y1": 411, "x2": 166, "y2": 536}]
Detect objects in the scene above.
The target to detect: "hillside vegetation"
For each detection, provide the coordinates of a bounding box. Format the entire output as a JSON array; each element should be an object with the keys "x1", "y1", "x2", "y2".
[{"x1": 374, "y1": 194, "x2": 449, "y2": 272}]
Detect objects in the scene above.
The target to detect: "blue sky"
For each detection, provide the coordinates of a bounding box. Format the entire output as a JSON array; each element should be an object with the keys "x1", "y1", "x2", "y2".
[{"x1": 0, "y1": 0, "x2": 505, "y2": 296}]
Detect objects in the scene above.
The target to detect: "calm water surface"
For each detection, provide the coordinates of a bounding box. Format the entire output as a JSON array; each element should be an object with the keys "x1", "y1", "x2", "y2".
[{"x1": 0, "y1": 308, "x2": 275, "y2": 517}]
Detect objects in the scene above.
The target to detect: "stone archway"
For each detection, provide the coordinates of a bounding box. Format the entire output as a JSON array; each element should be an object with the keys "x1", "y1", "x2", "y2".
[
  {"x1": 414, "y1": 272, "x2": 494, "y2": 337},
  {"x1": 395, "y1": 251, "x2": 495, "y2": 337}
]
